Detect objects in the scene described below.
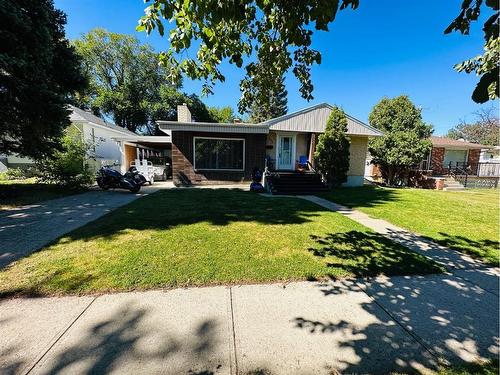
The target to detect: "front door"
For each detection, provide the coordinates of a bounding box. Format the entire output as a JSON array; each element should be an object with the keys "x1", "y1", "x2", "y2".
[{"x1": 277, "y1": 134, "x2": 295, "y2": 170}]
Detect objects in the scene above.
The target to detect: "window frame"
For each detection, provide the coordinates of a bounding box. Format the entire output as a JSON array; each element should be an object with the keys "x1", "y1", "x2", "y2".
[{"x1": 193, "y1": 136, "x2": 246, "y2": 171}]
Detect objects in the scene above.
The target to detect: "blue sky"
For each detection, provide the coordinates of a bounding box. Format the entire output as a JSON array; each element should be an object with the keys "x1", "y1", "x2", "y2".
[{"x1": 55, "y1": 0, "x2": 495, "y2": 134}]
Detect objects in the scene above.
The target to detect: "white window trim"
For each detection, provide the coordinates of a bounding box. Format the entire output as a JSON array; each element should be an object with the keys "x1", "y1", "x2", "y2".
[{"x1": 193, "y1": 136, "x2": 246, "y2": 171}]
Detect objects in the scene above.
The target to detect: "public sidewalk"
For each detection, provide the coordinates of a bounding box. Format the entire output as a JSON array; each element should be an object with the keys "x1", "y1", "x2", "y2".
[{"x1": 1, "y1": 273, "x2": 498, "y2": 375}]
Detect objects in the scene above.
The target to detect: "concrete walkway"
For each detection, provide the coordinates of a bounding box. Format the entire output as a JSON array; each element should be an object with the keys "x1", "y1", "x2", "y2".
[
  {"x1": 1, "y1": 274, "x2": 498, "y2": 375},
  {"x1": 300, "y1": 196, "x2": 486, "y2": 271},
  {"x1": 0, "y1": 182, "x2": 172, "y2": 269}
]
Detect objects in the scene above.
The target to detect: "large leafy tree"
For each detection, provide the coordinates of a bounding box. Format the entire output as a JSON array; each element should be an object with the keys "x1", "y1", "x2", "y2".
[
  {"x1": 0, "y1": 0, "x2": 85, "y2": 158},
  {"x1": 447, "y1": 107, "x2": 499, "y2": 146},
  {"x1": 137, "y1": 0, "x2": 360, "y2": 112},
  {"x1": 247, "y1": 74, "x2": 288, "y2": 123},
  {"x1": 149, "y1": 86, "x2": 214, "y2": 127},
  {"x1": 138, "y1": 1, "x2": 497, "y2": 109},
  {"x1": 208, "y1": 106, "x2": 236, "y2": 123},
  {"x1": 445, "y1": 0, "x2": 499, "y2": 103},
  {"x1": 73, "y1": 28, "x2": 179, "y2": 133},
  {"x1": 314, "y1": 106, "x2": 350, "y2": 188},
  {"x1": 368, "y1": 96, "x2": 433, "y2": 186}
]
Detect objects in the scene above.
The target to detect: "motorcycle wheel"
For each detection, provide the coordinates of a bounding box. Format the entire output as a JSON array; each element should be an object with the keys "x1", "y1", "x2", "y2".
[
  {"x1": 97, "y1": 178, "x2": 110, "y2": 190},
  {"x1": 130, "y1": 184, "x2": 141, "y2": 193}
]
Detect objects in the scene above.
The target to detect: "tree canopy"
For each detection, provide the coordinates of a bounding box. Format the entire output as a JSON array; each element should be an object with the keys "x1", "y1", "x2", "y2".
[
  {"x1": 137, "y1": 0, "x2": 360, "y2": 112},
  {"x1": 73, "y1": 28, "x2": 219, "y2": 134},
  {"x1": 368, "y1": 96, "x2": 433, "y2": 186},
  {"x1": 445, "y1": 0, "x2": 499, "y2": 103},
  {"x1": 0, "y1": 0, "x2": 85, "y2": 158},
  {"x1": 447, "y1": 107, "x2": 499, "y2": 146},
  {"x1": 314, "y1": 106, "x2": 350, "y2": 188},
  {"x1": 73, "y1": 28, "x2": 179, "y2": 133},
  {"x1": 208, "y1": 106, "x2": 236, "y2": 123},
  {"x1": 138, "y1": 0, "x2": 498, "y2": 109}
]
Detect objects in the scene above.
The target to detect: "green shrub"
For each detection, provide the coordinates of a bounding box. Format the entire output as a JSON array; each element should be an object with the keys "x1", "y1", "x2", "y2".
[
  {"x1": 36, "y1": 130, "x2": 94, "y2": 188},
  {"x1": 5, "y1": 168, "x2": 26, "y2": 180}
]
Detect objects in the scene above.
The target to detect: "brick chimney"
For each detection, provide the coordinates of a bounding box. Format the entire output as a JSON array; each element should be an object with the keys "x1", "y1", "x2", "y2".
[{"x1": 177, "y1": 103, "x2": 192, "y2": 122}]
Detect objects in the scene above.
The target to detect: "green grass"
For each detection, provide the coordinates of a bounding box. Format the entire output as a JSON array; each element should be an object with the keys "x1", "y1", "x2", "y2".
[
  {"x1": 435, "y1": 359, "x2": 499, "y2": 375},
  {"x1": 0, "y1": 178, "x2": 85, "y2": 209},
  {"x1": 0, "y1": 189, "x2": 441, "y2": 296},
  {"x1": 320, "y1": 186, "x2": 499, "y2": 265}
]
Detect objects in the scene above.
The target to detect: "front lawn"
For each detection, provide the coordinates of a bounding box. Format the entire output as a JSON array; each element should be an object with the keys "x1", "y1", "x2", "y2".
[
  {"x1": 0, "y1": 179, "x2": 85, "y2": 209},
  {"x1": 320, "y1": 186, "x2": 499, "y2": 265},
  {"x1": 0, "y1": 189, "x2": 441, "y2": 296}
]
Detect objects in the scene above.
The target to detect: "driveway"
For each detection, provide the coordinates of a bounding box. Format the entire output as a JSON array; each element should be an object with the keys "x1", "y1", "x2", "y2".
[{"x1": 0, "y1": 182, "x2": 172, "y2": 269}]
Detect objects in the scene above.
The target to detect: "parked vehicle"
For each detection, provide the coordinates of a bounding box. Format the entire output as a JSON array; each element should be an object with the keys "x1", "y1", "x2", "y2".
[
  {"x1": 96, "y1": 166, "x2": 141, "y2": 193},
  {"x1": 130, "y1": 160, "x2": 155, "y2": 184},
  {"x1": 126, "y1": 166, "x2": 148, "y2": 185}
]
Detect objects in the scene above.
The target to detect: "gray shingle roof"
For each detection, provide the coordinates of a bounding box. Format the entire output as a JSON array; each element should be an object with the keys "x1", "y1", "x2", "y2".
[{"x1": 68, "y1": 105, "x2": 137, "y2": 136}]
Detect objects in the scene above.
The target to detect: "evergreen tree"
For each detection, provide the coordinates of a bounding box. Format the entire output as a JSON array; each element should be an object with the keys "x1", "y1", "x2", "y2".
[
  {"x1": 248, "y1": 75, "x2": 288, "y2": 123},
  {"x1": 0, "y1": 0, "x2": 85, "y2": 158},
  {"x1": 314, "y1": 106, "x2": 350, "y2": 188}
]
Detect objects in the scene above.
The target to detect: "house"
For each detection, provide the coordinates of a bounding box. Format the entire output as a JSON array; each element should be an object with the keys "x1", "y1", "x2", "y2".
[
  {"x1": 1, "y1": 106, "x2": 172, "y2": 176},
  {"x1": 69, "y1": 106, "x2": 171, "y2": 175},
  {"x1": 157, "y1": 103, "x2": 383, "y2": 192},
  {"x1": 421, "y1": 136, "x2": 490, "y2": 175},
  {"x1": 365, "y1": 135, "x2": 499, "y2": 189}
]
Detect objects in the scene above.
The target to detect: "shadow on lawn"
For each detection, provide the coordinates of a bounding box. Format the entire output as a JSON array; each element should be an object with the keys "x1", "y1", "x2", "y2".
[
  {"x1": 1, "y1": 302, "x2": 225, "y2": 375},
  {"x1": 308, "y1": 231, "x2": 443, "y2": 277},
  {"x1": 293, "y1": 275, "x2": 499, "y2": 374},
  {"x1": 57, "y1": 188, "x2": 323, "y2": 243},
  {"x1": 323, "y1": 185, "x2": 400, "y2": 209},
  {"x1": 427, "y1": 232, "x2": 499, "y2": 266}
]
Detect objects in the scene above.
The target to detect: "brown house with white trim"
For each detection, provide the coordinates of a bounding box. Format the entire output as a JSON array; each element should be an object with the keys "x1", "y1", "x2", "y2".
[{"x1": 158, "y1": 103, "x2": 383, "y2": 192}]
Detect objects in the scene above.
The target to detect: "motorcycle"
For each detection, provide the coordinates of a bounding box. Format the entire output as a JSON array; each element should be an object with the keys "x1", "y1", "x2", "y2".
[
  {"x1": 96, "y1": 165, "x2": 141, "y2": 193},
  {"x1": 125, "y1": 166, "x2": 148, "y2": 186}
]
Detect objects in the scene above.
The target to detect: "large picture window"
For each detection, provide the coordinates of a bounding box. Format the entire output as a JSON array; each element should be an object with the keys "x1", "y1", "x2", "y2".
[{"x1": 194, "y1": 137, "x2": 245, "y2": 170}]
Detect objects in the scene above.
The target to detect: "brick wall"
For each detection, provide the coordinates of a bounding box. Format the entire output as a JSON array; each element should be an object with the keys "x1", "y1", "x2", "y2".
[
  {"x1": 171, "y1": 131, "x2": 266, "y2": 186},
  {"x1": 467, "y1": 149, "x2": 481, "y2": 165},
  {"x1": 430, "y1": 147, "x2": 446, "y2": 175}
]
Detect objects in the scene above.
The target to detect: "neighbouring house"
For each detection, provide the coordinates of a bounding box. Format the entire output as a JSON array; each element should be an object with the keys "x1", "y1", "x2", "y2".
[
  {"x1": 1, "y1": 106, "x2": 172, "y2": 178},
  {"x1": 69, "y1": 106, "x2": 172, "y2": 176},
  {"x1": 157, "y1": 103, "x2": 383, "y2": 193},
  {"x1": 365, "y1": 136, "x2": 499, "y2": 189}
]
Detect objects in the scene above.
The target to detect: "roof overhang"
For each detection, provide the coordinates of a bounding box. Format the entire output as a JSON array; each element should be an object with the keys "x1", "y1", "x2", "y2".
[
  {"x1": 157, "y1": 121, "x2": 269, "y2": 134},
  {"x1": 111, "y1": 136, "x2": 171, "y2": 143}
]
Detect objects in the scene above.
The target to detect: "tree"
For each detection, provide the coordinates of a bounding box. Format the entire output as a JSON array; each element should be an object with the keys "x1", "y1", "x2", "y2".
[
  {"x1": 445, "y1": 0, "x2": 499, "y2": 103},
  {"x1": 0, "y1": 0, "x2": 85, "y2": 158},
  {"x1": 368, "y1": 96, "x2": 432, "y2": 186},
  {"x1": 314, "y1": 106, "x2": 350, "y2": 188},
  {"x1": 137, "y1": 0, "x2": 360, "y2": 112},
  {"x1": 138, "y1": 1, "x2": 495, "y2": 109},
  {"x1": 149, "y1": 86, "x2": 214, "y2": 126},
  {"x1": 447, "y1": 107, "x2": 500, "y2": 146},
  {"x1": 208, "y1": 106, "x2": 236, "y2": 123},
  {"x1": 73, "y1": 28, "x2": 179, "y2": 133},
  {"x1": 36, "y1": 127, "x2": 94, "y2": 188},
  {"x1": 247, "y1": 74, "x2": 288, "y2": 123}
]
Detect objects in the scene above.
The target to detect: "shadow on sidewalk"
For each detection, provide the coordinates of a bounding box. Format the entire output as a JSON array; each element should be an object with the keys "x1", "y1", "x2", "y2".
[
  {"x1": 293, "y1": 275, "x2": 499, "y2": 374},
  {"x1": 3, "y1": 302, "x2": 225, "y2": 375}
]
